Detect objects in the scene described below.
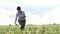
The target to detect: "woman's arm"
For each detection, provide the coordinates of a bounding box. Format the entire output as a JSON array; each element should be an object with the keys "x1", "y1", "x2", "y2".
[
  {"x1": 15, "y1": 14, "x2": 18, "y2": 25},
  {"x1": 23, "y1": 11, "x2": 26, "y2": 18}
]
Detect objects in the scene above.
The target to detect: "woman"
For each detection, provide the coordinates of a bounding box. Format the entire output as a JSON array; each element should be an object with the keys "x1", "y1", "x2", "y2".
[{"x1": 15, "y1": 6, "x2": 26, "y2": 30}]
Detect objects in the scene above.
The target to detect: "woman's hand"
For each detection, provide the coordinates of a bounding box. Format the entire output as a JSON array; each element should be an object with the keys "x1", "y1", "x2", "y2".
[{"x1": 14, "y1": 21, "x2": 17, "y2": 25}]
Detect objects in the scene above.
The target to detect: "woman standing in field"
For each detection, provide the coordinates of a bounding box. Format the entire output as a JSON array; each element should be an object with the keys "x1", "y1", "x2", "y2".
[{"x1": 14, "y1": 6, "x2": 26, "y2": 30}]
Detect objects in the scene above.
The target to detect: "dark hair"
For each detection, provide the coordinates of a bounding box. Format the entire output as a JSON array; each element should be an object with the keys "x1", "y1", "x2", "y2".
[{"x1": 17, "y1": 6, "x2": 21, "y2": 10}]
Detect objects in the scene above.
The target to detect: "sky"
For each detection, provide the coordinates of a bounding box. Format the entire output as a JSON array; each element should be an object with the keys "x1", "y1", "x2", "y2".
[{"x1": 0, "y1": 0, "x2": 60, "y2": 25}]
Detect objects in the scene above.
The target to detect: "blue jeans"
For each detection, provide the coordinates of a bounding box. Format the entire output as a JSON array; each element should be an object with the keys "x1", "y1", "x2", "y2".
[{"x1": 18, "y1": 19, "x2": 26, "y2": 30}]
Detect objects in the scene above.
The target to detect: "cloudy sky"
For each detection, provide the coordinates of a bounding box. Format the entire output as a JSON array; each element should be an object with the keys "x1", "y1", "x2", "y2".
[{"x1": 0, "y1": 0, "x2": 60, "y2": 25}]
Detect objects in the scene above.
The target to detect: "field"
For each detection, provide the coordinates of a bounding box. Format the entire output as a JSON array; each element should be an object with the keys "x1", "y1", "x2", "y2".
[{"x1": 0, "y1": 24, "x2": 60, "y2": 34}]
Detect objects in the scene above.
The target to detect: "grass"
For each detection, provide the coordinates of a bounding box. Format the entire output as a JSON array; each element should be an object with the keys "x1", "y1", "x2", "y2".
[{"x1": 0, "y1": 24, "x2": 60, "y2": 34}]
